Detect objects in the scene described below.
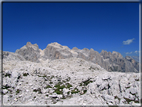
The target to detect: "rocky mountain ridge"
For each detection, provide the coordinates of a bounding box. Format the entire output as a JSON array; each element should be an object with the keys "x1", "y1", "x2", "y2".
[
  {"x1": 4, "y1": 42, "x2": 139, "y2": 73},
  {"x1": 1, "y1": 42, "x2": 141, "y2": 106}
]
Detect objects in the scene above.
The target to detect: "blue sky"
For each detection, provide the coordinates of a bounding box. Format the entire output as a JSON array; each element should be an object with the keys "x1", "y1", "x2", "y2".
[{"x1": 3, "y1": 3, "x2": 139, "y2": 57}]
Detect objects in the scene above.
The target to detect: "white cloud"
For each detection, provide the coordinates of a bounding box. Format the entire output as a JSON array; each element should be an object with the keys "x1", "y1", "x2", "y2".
[
  {"x1": 126, "y1": 52, "x2": 132, "y2": 54},
  {"x1": 134, "y1": 50, "x2": 140, "y2": 54},
  {"x1": 135, "y1": 50, "x2": 138, "y2": 54},
  {"x1": 123, "y1": 38, "x2": 135, "y2": 45}
]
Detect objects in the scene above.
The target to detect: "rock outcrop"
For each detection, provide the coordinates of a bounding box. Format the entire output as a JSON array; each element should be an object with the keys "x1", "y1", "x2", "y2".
[
  {"x1": 2, "y1": 57, "x2": 140, "y2": 106},
  {"x1": 129, "y1": 56, "x2": 139, "y2": 62},
  {"x1": 2, "y1": 51, "x2": 26, "y2": 61},
  {"x1": 15, "y1": 42, "x2": 41, "y2": 62},
  {"x1": 100, "y1": 50, "x2": 139, "y2": 73},
  {"x1": 43, "y1": 42, "x2": 73, "y2": 60}
]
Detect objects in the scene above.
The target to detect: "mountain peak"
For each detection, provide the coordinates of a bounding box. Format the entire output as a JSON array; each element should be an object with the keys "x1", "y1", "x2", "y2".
[
  {"x1": 72, "y1": 47, "x2": 79, "y2": 51},
  {"x1": 112, "y1": 51, "x2": 123, "y2": 58},
  {"x1": 50, "y1": 42, "x2": 61, "y2": 46},
  {"x1": 26, "y1": 42, "x2": 32, "y2": 47}
]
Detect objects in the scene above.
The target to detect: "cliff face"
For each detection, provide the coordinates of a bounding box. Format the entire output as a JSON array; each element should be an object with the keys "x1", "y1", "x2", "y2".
[
  {"x1": 15, "y1": 42, "x2": 41, "y2": 62},
  {"x1": 100, "y1": 50, "x2": 139, "y2": 73},
  {"x1": 3, "y1": 42, "x2": 139, "y2": 73}
]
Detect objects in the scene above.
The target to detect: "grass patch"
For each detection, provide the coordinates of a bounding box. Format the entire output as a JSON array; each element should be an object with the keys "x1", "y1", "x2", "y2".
[
  {"x1": 80, "y1": 79, "x2": 93, "y2": 86},
  {"x1": 2, "y1": 84, "x2": 11, "y2": 89},
  {"x1": 16, "y1": 89, "x2": 21, "y2": 95},
  {"x1": 33, "y1": 88, "x2": 42, "y2": 94},
  {"x1": 54, "y1": 82, "x2": 62, "y2": 88},
  {"x1": 66, "y1": 83, "x2": 72, "y2": 88},
  {"x1": 50, "y1": 81, "x2": 53, "y2": 84},
  {"x1": 66, "y1": 77, "x2": 71, "y2": 81},
  {"x1": 54, "y1": 89, "x2": 63, "y2": 94},
  {"x1": 5, "y1": 73, "x2": 11, "y2": 78},
  {"x1": 38, "y1": 75, "x2": 46, "y2": 77},
  {"x1": 89, "y1": 66, "x2": 99, "y2": 70},
  {"x1": 54, "y1": 82, "x2": 66, "y2": 94},
  {"x1": 71, "y1": 88, "x2": 80, "y2": 94},
  {"x1": 44, "y1": 85, "x2": 52, "y2": 89},
  {"x1": 51, "y1": 75, "x2": 54, "y2": 79},
  {"x1": 83, "y1": 90, "x2": 87, "y2": 94},
  {"x1": 17, "y1": 75, "x2": 21, "y2": 79}
]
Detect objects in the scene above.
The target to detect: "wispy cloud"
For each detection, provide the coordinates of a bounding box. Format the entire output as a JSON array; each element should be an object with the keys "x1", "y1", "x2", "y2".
[
  {"x1": 123, "y1": 38, "x2": 135, "y2": 45},
  {"x1": 126, "y1": 52, "x2": 132, "y2": 54},
  {"x1": 126, "y1": 50, "x2": 140, "y2": 55},
  {"x1": 134, "y1": 50, "x2": 139, "y2": 54}
]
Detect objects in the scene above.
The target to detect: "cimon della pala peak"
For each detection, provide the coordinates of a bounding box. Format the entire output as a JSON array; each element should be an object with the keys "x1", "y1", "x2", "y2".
[{"x1": 1, "y1": 42, "x2": 140, "y2": 106}]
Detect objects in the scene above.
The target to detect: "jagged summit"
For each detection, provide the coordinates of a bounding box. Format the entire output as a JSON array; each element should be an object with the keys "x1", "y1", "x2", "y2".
[
  {"x1": 47, "y1": 42, "x2": 62, "y2": 47},
  {"x1": 112, "y1": 51, "x2": 123, "y2": 58},
  {"x1": 72, "y1": 47, "x2": 79, "y2": 51},
  {"x1": 3, "y1": 42, "x2": 139, "y2": 73}
]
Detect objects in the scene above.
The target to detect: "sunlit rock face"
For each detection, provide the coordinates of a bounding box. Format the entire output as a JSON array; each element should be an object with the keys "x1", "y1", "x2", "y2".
[
  {"x1": 43, "y1": 42, "x2": 73, "y2": 60},
  {"x1": 2, "y1": 57, "x2": 140, "y2": 106}
]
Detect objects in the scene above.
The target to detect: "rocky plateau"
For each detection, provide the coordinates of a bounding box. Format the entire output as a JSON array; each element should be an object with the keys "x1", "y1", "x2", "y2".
[{"x1": 0, "y1": 42, "x2": 141, "y2": 106}]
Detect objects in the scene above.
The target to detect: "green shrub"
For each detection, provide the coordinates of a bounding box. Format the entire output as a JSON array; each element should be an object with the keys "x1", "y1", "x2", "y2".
[
  {"x1": 71, "y1": 88, "x2": 80, "y2": 94},
  {"x1": 83, "y1": 90, "x2": 87, "y2": 94},
  {"x1": 89, "y1": 67, "x2": 99, "y2": 70},
  {"x1": 54, "y1": 82, "x2": 62, "y2": 88},
  {"x1": 38, "y1": 75, "x2": 46, "y2": 77},
  {"x1": 2, "y1": 84, "x2": 11, "y2": 89},
  {"x1": 50, "y1": 81, "x2": 53, "y2": 84},
  {"x1": 80, "y1": 79, "x2": 93, "y2": 86},
  {"x1": 16, "y1": 89, "x2": 21, "y2": 95},
  {"x1": 33, "y1": 88, "x2": 42, "y2": 94},
  {"x1": 5, "y1": 73, "x2": 11, "y2": 78},
  {"x1": 44, "y1": 85, "x2": 52, "y2": 89},
  {"x1": 23, "y1": 73, "x2": 29, "y2": 76},
  {"x1": 66, "y1": 83, "x2": 72, "y2": 88},
  {"x1": 55, "y1": 90, "x2": 63, "y2": 94},
  {"x1": 66, "y1": 77, "x2": 71, "y2": 81}
]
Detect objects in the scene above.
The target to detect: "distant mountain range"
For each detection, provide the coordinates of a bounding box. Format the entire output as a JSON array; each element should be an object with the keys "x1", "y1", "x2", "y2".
[
  {"x1": 2, "y1": 42, "x2": 139, "y2": 73},
  {"x1": 129, "y1": 56, "x2": 139, "y2": 62}
]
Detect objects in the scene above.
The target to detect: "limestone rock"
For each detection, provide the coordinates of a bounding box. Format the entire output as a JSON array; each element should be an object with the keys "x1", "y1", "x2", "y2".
[
  {"x1": 44, "y1": 42, "x2": 73, "y2": 60},
  {"x1": 2, "y1": 51, "x2": 26, "y2": 61},
  {"x1": 2, "y1": 57, "x2": 140, "y2": 106},
  {"x1": 15, "y1": 42, "x2": 40, "y2": 62}
]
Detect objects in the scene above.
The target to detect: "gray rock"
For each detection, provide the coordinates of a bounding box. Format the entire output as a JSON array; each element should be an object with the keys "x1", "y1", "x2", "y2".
[
  {"x1": 15, "y1": 42, "x2": 40, "y2": 62},
  {"x1": 2, "y1": 51, "x2": 26, "y2": 61},
  {"x1": 100, "y1": 50, "x2": 139, "y2": 73},
  {"x1": 102, "y1": 94, "x2": 114, "y2": 104},
  {"x1": 72, "y1": 47, "x2": 80, "y2": 51},
  {"x1": 129, "y1": 56, "x2": 139, "y2": 62},
  {"x1": 3, "y1": 42, "x2": 139, "y2": 73},
  {"x1": 44, "y1": 42, "x2": 73, "y2": 60}
]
